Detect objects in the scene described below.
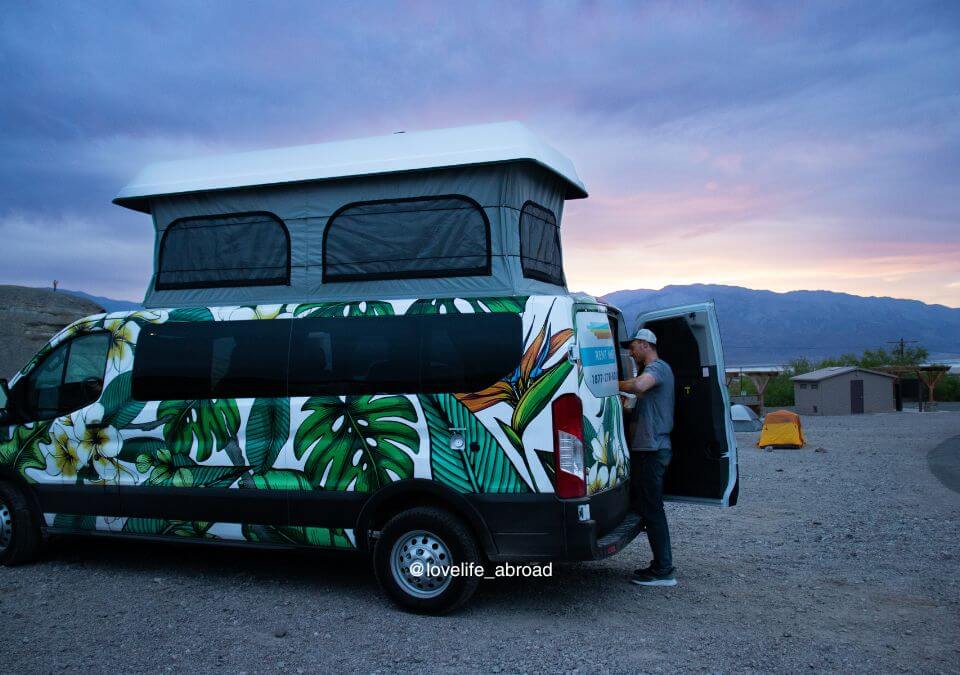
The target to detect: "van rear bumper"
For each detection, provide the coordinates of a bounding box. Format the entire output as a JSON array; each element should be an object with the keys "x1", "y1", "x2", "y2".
[{"x1": 468, "y1": 480, "x2": 643, "y2": 562}]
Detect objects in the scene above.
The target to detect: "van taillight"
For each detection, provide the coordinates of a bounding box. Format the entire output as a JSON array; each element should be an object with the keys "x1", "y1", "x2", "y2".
[{"x1": 552, "y1": 394, "x2": 586, "y2": 499}]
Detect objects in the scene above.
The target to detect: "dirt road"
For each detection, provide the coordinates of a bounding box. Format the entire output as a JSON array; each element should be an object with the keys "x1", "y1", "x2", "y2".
[{"x1": 2, "y1": 412, "x2": 958, "y2": 673}]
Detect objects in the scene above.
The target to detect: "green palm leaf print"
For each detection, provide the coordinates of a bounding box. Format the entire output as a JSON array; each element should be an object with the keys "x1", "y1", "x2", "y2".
[
  {"x1": 292, "y1": 395, "x2": 417, "y2": 491},
  {"x1": 419, "y1": 393, "x2": 530, "y2": 493},
  {"x1": 293, "y1": 301, "x2": 394, "y2": 318},
  {"x1": 157, "y1": 399, "x2": 240, "y2": 461},
  {"x1": 244, "y1": 398, "x2": 290, "y2": 472}
]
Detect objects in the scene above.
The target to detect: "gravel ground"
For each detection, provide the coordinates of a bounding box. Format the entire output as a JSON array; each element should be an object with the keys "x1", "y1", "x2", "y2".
[{"x1": 2, "y1": 412, "x2": 959, "y2": 673}]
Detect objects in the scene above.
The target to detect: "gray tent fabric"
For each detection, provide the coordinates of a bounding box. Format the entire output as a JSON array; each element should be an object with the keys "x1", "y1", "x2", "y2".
[
  {"x1": 730, "y1": 404, "x2": 762, "y2": 432},
  {"x1": 323, "y1": 196, "x2": 489, "y2": 282},
  {"x1": 157, "y1": 212, "x2": 290, "y2": 289},
  {"x1": 519, "y1": 201, "x2": 564, "y2": 286},
  {"x1": 142, "y1": 161, "x2": 570, "y2": 307}
]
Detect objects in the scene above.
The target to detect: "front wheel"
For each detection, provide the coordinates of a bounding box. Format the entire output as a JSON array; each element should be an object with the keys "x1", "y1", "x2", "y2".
[
  {"x1": 0, "y1": 480, "x2": 42, "y2": 566},
  {"x1": 373, "y1": 507, "x2": 481, "y2": 614}
]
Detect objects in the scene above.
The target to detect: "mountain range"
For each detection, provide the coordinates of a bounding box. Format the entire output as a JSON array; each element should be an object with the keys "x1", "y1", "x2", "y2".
[
  {"x1": 34, "y1": 284, "x2": 960, "y2": 366},
  {"x1": 602, "y1": 284, "x2": 960, "y2": 365}
]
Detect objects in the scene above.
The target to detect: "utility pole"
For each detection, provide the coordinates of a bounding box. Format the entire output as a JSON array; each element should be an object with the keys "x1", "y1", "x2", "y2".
[{"x1": 886, "y1": 338, "x2": 918, "y2": 360}]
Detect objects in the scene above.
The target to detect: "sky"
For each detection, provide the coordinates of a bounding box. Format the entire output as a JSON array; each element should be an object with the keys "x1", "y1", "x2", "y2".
[{"x1": 1, "y1": 1, "x2": 958, "y2": 306}]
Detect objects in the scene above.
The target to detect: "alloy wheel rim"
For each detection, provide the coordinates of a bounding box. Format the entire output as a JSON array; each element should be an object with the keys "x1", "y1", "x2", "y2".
[
  {"x1": 0, "y1": 498, "x2": 12, "y2": 553},
  {"x1": 390, "y1": 529, "x2": 453, "y2": 599}
]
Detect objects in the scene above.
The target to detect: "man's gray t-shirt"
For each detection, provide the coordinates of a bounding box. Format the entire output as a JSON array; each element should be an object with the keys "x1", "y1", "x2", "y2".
[{"x1": 630, "y1": 359, "x2": 675, "y2": 451}]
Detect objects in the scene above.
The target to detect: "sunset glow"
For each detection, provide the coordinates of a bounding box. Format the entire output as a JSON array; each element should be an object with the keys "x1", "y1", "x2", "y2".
[{"x1": 0, "y1": 2, "x2": 957, "y2": 306}]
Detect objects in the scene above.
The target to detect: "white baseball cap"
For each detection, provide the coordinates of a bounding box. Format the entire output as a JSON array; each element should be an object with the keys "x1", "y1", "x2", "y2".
[{"x1": 620, "y1": 328, "x2": 657, "y2": 347}]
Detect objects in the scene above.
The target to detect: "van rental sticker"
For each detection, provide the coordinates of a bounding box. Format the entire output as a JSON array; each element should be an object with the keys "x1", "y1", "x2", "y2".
[{"x1": 576, "y1": 313, "x2": 618, "y2": 396}]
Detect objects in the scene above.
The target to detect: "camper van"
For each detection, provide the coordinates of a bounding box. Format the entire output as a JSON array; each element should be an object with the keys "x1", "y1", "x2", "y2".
[{"x1": 0, "y1": 123, "x2": 737, "y2": 613}]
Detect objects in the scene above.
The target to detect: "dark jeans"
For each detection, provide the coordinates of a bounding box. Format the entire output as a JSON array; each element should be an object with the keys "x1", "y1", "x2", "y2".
[{"x1": 630, "y1": 448, "x2": 673, "y2": 575}]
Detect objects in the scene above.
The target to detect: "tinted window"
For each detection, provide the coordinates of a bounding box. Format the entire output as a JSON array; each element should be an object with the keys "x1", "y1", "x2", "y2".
[
  {"x1": 289, "y1": 313, "x2": 521, "y2": 396},
  {"x1": 64, "y1": 335, "x2": 110, "y2": 383},
  {"x1": 323, "y1": 196, "x2": 490, "y2": 282},
  {"x1": 132, "y1": 320, "x2": 291, "y2": 400},
  {"x1": 519, "y1": 202, "x2": 564, "y2": 286},
  {"x1": 22, "y1": 332, "x2": 109, "y2": 420},
  {"x1": 418, "y1": 314, "x2": 519, "y2": 392},
  {"x1": 157, "y1": 212, "x2": 290, "y2": 290},
  {"x1": 289, "y1": 317, "x2": 419, "y2": 395}
]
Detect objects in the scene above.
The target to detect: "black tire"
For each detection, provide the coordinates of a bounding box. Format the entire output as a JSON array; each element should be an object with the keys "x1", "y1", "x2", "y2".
[
  {"x1": 0, "y1": 480, "x2": 42, "y2": 566},
  {"x1": 373, "y1": 507, "x2": 481, "y2": 615}
]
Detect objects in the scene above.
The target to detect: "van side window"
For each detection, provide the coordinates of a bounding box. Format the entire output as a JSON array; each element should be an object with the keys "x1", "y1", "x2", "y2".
[
  {"x1": 289, "y1": 314, "x2": 521, "y2": 395},
  {"x1": 21, "y1": 332, "x2": 110, "y2": 420},
  {"x1": 519, "y1": 201, "x2": 564, "y2": 286},
  {"x1": 289, "y1": 317, "x2": 418, "y2": 395},
  {"x1": 323, "y1": 196, "x2": 491, "y2": 282},
  {"x1": 418, "y1": 314, "x2": 520, "y2": 393},
  {"x1": 132, "y1": 320, "x2": 291, "y2": 400},
  {"x1": 156, "y1": 212, "x2": 290, "y2": 290}
]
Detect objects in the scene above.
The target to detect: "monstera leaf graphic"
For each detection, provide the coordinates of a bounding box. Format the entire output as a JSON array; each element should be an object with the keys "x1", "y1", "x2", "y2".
[
  {"x1": 419, "y1": 394, "x2": 530, "y2": 493},
  {"x1": 157, "y1": 399, "x2": 240, "y2": 461},
  {"x1": 293, "y1": 301, "x2": 394, "y2": 318},
  {"x1": 52, "y1": 514, "x2": 96, "y2": 531},
  {"x1": 241, "y1": 523, "x2": 352, "y2": 548},
  {"x1": 100, "y1": 371, "x2": 146, "y2": 429},
  {"x1": 244, "y1": 398, "x2": 290, "y2": 472},
  {"x1": 405, "y1": 297, "x2": 527, "y2": 315},
  {"x1": 245, "y1": 468, "x2": 311, "y2": 490},
  {"x1": 123, "y1": 518, "x2": 213, "y2": 538},
  {"x1": 293, "y1": 395, "x2": 417, "y2": 491},
  {"x1": 134, "y1": 444, "x2": 246, "y2": 488},
  {"x1": 0, "y1": 422, "x2": 51, "y2": 478},
  {"x1": 166, "y1": 307, "x2": 214, "y2": 322}
]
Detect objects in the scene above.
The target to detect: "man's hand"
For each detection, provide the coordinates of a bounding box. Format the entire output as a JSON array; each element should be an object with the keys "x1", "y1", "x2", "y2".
[{"x1": 619, "y1": 372, "x2": 657, "y2": 395}]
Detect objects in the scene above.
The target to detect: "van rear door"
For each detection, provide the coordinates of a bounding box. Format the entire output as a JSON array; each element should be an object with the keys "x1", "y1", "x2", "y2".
[{"x1": 634, "y1": 302, "x2": 738, "y2": 506}]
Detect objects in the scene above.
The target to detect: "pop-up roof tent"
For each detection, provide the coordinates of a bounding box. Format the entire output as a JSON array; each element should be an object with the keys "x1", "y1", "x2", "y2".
[{"x1": 114, "y1": 122, "x2": 588, "y2": 308}]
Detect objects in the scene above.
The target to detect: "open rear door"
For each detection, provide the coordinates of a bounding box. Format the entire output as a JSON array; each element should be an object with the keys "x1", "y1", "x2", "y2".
[{"x1": 634, "y1": 302, "x2": 738, "y2": 506}]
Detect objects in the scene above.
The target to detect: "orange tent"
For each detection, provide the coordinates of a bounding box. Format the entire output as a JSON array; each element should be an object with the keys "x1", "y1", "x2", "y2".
[{"x1": 757, "y1": 410, "x2": 805, "y2": 449}]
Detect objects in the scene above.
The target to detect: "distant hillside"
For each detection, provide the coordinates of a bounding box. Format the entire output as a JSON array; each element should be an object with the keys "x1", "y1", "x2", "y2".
[
  {"x1": 0, "y1": 286, "x2": 105, "y2": 379},
  {"x1": 602, "y1": 284, "x2": 960, "y2": 366},
  {"x1": 43, "y1": 287, "x2": 142, "y2": 312}
]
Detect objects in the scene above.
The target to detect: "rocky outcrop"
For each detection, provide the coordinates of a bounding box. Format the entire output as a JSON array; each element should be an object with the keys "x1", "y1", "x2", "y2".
[{"x1": 0, "y1": 285, "x2": 104, "y2": 379}]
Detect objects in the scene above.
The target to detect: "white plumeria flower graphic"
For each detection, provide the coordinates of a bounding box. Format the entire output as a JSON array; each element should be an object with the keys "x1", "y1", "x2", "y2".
[
  {"x1": 591, "y1": 431, "x2": 611, "y2": 466},
  {"x1": 73, "y1": 404, "x2": 122, "y2": 481},
  {"x1": 587, "y1": 464, "x2": 609, "y2": 494}
]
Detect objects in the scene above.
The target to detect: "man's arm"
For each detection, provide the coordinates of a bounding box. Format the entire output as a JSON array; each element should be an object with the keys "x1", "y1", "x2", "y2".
[{"x1": 619, "y1": 372, "x2": 658, "y2": 395}]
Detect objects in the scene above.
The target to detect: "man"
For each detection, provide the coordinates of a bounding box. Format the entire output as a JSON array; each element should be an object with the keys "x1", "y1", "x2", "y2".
[{"x1": 618, "y1": 328, "x2": 676, "y2": 587}]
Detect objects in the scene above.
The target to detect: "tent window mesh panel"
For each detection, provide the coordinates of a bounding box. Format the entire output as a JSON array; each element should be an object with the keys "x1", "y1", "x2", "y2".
[
  {"x1": 519, "y1": 201, "x2": 564, "y2": 286},
  {"x1": 156, "y1": 212, "x2": 290, "y2": 290},
  {"x1": 322, "y1": 196, "x2": 491, "y2": 282}
]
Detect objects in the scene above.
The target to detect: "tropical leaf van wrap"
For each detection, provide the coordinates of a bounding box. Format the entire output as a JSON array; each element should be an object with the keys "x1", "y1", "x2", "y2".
[{"x1": 0, "y1": 295, "x2": 628, "y2": 549}]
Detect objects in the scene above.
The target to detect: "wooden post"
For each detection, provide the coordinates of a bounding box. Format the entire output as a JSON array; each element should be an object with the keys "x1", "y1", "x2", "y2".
[
  {"x1": 747, "y1": 374, "x2": 772, "y2": 412},
  {"x1": 917, "y1": 368, "x2": 947, "y2": 409}
]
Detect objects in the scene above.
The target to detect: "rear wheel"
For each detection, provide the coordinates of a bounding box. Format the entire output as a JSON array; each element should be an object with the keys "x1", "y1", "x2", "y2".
[
  {"x1": 0, "y1": 480, "x2": 42, "y2": 566},
  {"x1": 373, "y1": 507, "x2": 481, "y2": 614}
]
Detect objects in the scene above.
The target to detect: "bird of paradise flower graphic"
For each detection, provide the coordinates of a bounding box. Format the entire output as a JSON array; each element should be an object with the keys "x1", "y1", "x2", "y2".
[{"x1": 455, "y1": 307, "x2": 574, "y2": 490}]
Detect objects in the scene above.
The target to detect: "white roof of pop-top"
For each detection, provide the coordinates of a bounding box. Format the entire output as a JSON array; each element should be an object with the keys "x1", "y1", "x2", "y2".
[{"x1": 114, "y1": 121, "x2": 588, "y2": 212}]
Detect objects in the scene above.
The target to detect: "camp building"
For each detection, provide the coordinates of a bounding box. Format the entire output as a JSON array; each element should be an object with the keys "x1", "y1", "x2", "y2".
[{"x1": 791, "y1": 367, "x2": 897, "y2": 415}]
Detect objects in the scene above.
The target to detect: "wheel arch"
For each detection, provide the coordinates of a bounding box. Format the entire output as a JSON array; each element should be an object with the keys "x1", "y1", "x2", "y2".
[
  {"x1": 0, "y1": 468, "x2": 42, "y2": 517},
  {"x1": 355, "y1": 479, "x2": 497, "y2": 557}
]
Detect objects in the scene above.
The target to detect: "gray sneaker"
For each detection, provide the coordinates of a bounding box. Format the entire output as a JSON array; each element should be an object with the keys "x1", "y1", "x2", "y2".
[{"x1": 630, "y1": 566, "x2": 677, "y2": 587}]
